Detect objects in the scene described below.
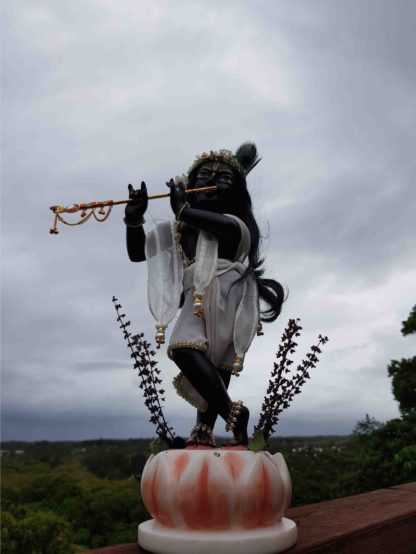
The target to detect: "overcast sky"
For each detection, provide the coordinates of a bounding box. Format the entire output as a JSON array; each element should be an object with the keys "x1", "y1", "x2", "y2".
[{"x1": 2, "y1": 0, "x2": 415, "y2": 442}]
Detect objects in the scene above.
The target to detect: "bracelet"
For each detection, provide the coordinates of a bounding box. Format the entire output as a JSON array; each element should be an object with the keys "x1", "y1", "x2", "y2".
[
  {"x1": 175, "y1": 202, "x2": 190, "y2": 221},
  {"x1": 124, "y1": 217, "x2": 145, "y2": 228}
]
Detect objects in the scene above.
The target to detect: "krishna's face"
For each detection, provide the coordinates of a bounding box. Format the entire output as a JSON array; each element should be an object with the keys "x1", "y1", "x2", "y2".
[{"x1": 188, "y1": 161, "x2": 238, "y2": 211}]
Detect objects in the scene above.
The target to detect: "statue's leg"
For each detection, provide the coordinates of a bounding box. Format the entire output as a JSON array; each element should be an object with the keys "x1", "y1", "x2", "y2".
[
  {"x1": 171, "y1": 348, "x2": 248, "y2": 445},
  {"x1": 196, "y1": 368, "x2": 231, "y2": 429}
]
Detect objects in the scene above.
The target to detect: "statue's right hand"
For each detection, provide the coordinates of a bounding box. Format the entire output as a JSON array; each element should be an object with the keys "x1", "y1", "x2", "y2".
[{"x1": 125, "y1": 181, "x2": 148, "y2": 223}]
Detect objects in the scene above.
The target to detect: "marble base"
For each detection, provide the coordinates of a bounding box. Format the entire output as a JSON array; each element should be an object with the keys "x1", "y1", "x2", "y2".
[{"x1": 138, "y1": 517, "x2": 297, "y2": 554}]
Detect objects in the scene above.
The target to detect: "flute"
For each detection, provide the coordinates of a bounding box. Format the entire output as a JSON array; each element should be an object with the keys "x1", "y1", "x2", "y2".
[{"x1": 49, "y1": 184, "x2": 217, "y2": 234}]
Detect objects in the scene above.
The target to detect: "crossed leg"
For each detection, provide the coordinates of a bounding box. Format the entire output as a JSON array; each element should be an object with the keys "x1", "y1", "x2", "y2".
[
  {"x1": 171, "y1": 348, "x2": 248, "y2": 446},
  {"x1": 196, "y1": 367, "x2": 231, "y2": 429}
]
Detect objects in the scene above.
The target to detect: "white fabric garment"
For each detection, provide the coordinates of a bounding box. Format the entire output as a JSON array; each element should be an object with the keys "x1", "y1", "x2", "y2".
[
  {"x1": 145, "y1": 221, "x2": 183, "y2": 329},
  {"x1": 145, "y1": 215, "x2": 259, "y2": 410}
]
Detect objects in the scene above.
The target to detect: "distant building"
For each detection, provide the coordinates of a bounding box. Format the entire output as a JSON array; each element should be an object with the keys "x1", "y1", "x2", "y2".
[{"x1": 0, "y1": 449, "x2": 24, "y2": 456}]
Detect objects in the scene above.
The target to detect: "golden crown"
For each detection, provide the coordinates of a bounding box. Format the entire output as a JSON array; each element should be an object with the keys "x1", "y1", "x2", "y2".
[{"x1": 188, "y1": 149, "x2": 246, "y2": 178}]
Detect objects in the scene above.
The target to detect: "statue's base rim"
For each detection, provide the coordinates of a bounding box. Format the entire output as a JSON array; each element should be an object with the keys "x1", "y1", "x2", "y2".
[{"x1": 138, "y1": 518, "x2": 297, "y2": 554}]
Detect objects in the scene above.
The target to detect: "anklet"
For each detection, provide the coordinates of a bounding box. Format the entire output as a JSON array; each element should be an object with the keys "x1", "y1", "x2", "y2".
[
  {"x1": 189, "y1": 423, "x2": 216, "y2": 446},
  {"x1": 225, "y1": 401, "x2": 243, "y2": 432},
  {"x1": 191, "y1": 423, "x2": 214, "y2": 437}
]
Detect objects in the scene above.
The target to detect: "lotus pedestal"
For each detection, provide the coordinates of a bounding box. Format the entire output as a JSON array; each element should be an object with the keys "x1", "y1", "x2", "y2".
[{"x1": 138, "y1": 449, "x2": 297, "y2": 554}]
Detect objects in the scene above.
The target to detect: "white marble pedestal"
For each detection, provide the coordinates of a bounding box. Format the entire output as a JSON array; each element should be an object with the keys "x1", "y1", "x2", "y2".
[{"x1": 138, "y1": 449, "x2": 297, "y2": 554}]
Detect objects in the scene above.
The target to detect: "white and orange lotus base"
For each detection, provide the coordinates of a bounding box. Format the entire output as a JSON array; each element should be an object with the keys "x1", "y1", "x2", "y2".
[{"x1": 138, "y1": 449, "x2": 297, "y2": 554}]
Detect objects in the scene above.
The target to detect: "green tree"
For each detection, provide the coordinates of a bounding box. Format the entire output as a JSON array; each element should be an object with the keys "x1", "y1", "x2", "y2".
[
  {"x1": 388, "y1": 305, "x2": 416, "y2": 415},
  {"x1": 354, "y1": 305, "x2": 416, "y2": 490},
  {"x1": 354, "y1": 414, "x2": 416, "y2": 489},
  {"x1": 1, "y1": 508, "x2": 74, "y2": 554},
  {"x1": 394, "y1": 444, "x2": 416, "y2": 477},
  {"x1": 401, "y1": 305, "x2": 416, "y2": 336},
  {"x1": 83, "y1": 449, "x2": 131, "y2": 480},
  {"x1": 388, "y1": 357, "x2": 416, "y2": 415},
  {"x1": 1, "y1": 459, "x2": 148, "y2": 551},
  {"x1": 352, "y1": 414, "x2": 383, "y2": 436}
]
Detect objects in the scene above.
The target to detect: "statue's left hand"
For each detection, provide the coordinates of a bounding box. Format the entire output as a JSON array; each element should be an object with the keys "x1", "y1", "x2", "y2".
[{"x1": 167, "y1": 178, "x2": 186, "y2": 215}]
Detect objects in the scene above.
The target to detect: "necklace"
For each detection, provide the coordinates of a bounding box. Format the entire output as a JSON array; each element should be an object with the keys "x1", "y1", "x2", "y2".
[{"x1": 174, "y1": 221, "x2": 195, "y2": 267}]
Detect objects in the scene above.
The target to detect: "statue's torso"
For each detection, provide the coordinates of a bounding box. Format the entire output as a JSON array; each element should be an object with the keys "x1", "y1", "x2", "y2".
[{"x1": 179, "y1": 222, "x2": 239, "y2": 262}]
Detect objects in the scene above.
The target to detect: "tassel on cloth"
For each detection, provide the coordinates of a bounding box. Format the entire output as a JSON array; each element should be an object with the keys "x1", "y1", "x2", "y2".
[
  {"x1": 193, "y1": 293, "x2": 204, "y2": 317},
  {"x1": 155, "y1": 325, "x2": 167, "y2": 348},
  {"x1": 257, "y1": 320, "x2": 264, "y2": 336},
  {"x1": 232, "y1": 356, "x2": 243, "y2": 376}
]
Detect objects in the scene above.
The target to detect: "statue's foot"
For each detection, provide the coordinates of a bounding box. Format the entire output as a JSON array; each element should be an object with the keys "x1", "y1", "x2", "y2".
[
  {"x1": 223, "y1": 402, "x2": 249, "y2": 448},
  {"x1": 185, "y1": 423, "x2": 216, "y2": 449},
  {"x1": 220, "y1": 439, "x2": 248, "y2": 450}
]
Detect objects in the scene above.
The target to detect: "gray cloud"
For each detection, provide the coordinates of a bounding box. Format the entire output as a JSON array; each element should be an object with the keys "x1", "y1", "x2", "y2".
[{"x1": 2, "y1": 0, "x2": 415, "y2": 441}]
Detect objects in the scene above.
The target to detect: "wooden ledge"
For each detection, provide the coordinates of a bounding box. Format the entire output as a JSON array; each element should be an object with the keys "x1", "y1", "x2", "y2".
[
  {"x1": 287, "y1": 482, "x2": 416, "y2": 553},
  {"x1": 84, "y1": 482, "x2": 416, "y2": 554}
]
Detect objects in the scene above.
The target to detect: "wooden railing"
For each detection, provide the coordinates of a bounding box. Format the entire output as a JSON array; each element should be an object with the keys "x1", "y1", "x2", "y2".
[{"x1": 84, "y1": 482, "x2": 416, "y2": 554}]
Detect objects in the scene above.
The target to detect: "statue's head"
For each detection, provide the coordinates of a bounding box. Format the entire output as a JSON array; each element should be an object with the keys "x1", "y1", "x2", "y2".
[{"x1": 186, "y1": 143, "x2": 261, "y2": 213}]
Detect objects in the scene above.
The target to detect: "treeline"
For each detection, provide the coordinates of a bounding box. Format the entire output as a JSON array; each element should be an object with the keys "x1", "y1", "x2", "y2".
[
  {"x1": 2, "y1": 457, "x2": 147, "y2": 552},
  {"x1": 1, "y1": 439, "x2": 151, "y2": 552},
  {"x1": 1, "y1": 435, "x2": 348, "y2": 478}
]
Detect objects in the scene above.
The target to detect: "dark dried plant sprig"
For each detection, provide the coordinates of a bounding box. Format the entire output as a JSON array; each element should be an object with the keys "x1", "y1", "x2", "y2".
[
  {"x1": 112, "y1": 296, "x2": 175, "y2": 445},
  {"x1": 254, "y1": 318, "x2": 329, "y2": 443}
]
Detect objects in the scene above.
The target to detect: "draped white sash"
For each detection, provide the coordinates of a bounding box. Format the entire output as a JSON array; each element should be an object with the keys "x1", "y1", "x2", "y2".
[{"x1": 145, "y1": 216, "x2": 259, "y2": 363}]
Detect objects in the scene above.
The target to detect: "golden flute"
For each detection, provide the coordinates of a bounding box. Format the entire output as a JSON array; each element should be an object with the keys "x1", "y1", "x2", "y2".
[{"x1": 49, "y1": 184, "x2": 217, "y2": 234}]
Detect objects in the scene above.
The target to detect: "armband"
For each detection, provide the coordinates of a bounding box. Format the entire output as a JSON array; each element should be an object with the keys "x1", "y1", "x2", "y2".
[{"x1": 124, "y1": 216, "x2": 145, "y2": 228}]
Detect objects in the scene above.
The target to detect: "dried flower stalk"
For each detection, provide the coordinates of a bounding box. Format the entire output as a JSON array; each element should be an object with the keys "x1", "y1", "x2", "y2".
[
  {"x1": 254, "y1": 318, "x2": 329, "y2": 443},
  {"x1": 112, "y1": 296, "x2": 175, "y2": 444}
]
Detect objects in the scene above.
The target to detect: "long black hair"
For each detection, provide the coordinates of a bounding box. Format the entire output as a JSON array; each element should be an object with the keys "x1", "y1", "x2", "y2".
[{"x1": 190, "y1": 142, "x2": 286, "y2": 322}]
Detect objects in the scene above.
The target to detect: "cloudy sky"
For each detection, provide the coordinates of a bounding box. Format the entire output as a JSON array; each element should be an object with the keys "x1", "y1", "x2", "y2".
[{"x1": 2, "y1": 0, "x2": 415, "y2": 441}]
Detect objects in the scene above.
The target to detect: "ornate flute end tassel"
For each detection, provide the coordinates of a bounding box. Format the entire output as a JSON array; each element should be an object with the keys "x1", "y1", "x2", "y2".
[
  {"x1": 225, "y1": 401, "x2": 243, "y2": 432},
  {"x1": 193, "y1": 294, "x2": 203, "y2": 317},
  {"x1": 50, "y1": 214, "x2": 59, "y2": 234},
  {"x1": 231, "y1": 356, "x2": 243, "y2": 376},
  {"x1": 155, "y1": 325, "x2": 166, "y2": 349},
  {"x1": 257, "y1": 321, "x2": 264, "y2": 336}
]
